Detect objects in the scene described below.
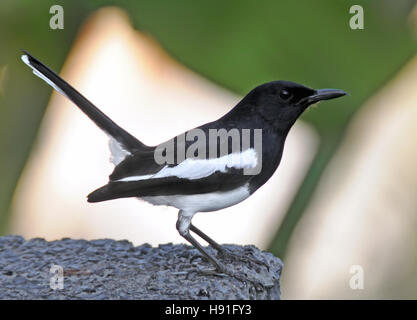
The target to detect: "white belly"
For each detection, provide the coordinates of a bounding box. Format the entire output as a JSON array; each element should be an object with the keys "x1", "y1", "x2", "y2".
[{"x1": 141, "y1": 185, "x2": 250, "y2": 213}]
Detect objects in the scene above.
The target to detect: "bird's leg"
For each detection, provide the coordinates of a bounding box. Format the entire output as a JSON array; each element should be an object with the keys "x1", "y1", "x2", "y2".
[
  {"x1": 190, "y1": 223, "x2": 269, "y2": 271},
  {"x1": 177, "y1": 211, "x2": 266, "y2": 291},
  {"x1": 176, "y1": 211, "x2": 225, "y2": 272},
  {"x1": 189, "y1": 223, "x2": 223, "y2": 252}
]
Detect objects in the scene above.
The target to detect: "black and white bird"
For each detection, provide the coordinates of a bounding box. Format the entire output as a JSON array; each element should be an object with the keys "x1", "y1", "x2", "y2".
[{"x1": 21, "y1": 51, "x2": 346, "y2": 272}]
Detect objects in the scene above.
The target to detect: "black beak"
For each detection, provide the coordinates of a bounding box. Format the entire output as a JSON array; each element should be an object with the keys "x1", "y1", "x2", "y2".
[{"x1": 299, "y1": 88, "x2": 348, "y2": 106}]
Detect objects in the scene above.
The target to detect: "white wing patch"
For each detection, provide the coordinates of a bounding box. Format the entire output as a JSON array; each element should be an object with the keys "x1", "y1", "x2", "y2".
[
  {"x1": 118, "y1": 148, "x2": 258, "y2": 182},
  {"x1": 21, "y1": 55, "x2": 68, "y2": 98},
  {"x1": 109, "y1": 137, "x2": 131, "y2": 165}
]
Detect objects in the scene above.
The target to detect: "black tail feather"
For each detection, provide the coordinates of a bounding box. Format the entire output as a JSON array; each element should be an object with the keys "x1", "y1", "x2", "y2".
[{"x1": 21, "y1": 50, "x2": 149, "y2": 153}]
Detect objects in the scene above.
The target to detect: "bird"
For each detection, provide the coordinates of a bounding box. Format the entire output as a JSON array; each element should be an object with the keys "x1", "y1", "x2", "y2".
[{"x1": 21, "y1": 50, "x2": 347, "y2": 276}]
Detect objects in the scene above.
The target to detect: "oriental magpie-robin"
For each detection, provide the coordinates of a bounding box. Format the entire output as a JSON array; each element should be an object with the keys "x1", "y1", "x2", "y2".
[{"x1": 21, "y1": 51, "x2": 346, "y2": 273}]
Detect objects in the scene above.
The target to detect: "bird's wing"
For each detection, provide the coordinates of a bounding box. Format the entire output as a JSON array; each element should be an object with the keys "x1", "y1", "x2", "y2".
[
  {"x1": 109, "y1": 128, "x2": 260, "y2": 180},
  {"x1": 110, "y1": 144, "x2": 258, "y2": 181},
  {"x1": 21, "y1": 51, "x2": 151, "y2": 165},
  {"x1": 89, "y1": 146, "x2": 259, "y2": 202},
  {"x1": 87, "y1": 169, "x2": 251, "y2": 202}
]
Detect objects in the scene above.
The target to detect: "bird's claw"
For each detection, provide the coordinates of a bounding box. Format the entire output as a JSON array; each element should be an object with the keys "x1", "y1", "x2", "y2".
[
  {"x1": 184, "y1": 265, "x2": 227, "y2": 279},
  {"x1": 217, "y1": 248, "x2": 270, "y2": 272},
  {"x1": 183, "y1": 262, "x2": 265, "y2": 291},
  {"x1": 220, "y1": 267, "x2": 266, "y2": 291}
]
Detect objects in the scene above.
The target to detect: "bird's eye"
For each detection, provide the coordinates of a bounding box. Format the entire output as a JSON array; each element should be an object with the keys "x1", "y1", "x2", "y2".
[{"x1": 279, "y1": 89, "x2": 292, "y2": 101}]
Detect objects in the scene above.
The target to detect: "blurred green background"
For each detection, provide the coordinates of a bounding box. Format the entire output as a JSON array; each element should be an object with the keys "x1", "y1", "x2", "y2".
[{"x1": 1, "y1": 0, "x2": 417, "y2": 298}]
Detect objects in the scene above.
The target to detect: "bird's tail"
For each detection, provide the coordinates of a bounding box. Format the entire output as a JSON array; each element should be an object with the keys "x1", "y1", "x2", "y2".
[{"x1": 20, "y1": 50, "x2": 149, "y2": 153}]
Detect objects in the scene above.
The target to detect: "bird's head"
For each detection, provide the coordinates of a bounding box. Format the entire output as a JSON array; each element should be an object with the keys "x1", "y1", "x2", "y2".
[{"x1": 243, "y1": 80, "x2": 347, "y2": 132}]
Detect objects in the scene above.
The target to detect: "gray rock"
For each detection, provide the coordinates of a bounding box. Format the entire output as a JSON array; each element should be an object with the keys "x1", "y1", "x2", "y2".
[{"x1": 0, "y1": 235, "x2": 282, "y2": 300}]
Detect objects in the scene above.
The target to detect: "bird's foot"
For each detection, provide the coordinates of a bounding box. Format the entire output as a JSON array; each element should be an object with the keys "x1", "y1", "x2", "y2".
[
  {"x1": 217, "y1": 247, "x2": 270, "y2": 272},
  {"x1": 185, "y1": 261, "x2": 266, "y2": 291},
  {"x1": 216, "y1": 263, "x2": 267, "y2": 291},
  {"x1": 184, "y1": 265, "x2": 226, "y2": 279}
]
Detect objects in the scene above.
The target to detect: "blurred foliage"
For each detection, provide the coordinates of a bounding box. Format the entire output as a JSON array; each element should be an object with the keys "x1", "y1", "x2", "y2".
[{"x1": 0, "y1": 1, "x2": 416, "y2": 259}]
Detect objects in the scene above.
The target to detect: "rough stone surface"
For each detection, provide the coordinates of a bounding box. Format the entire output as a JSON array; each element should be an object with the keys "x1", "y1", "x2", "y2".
[{"x1": 0, "y1": 235, "x2": 282, "y2": 300}]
